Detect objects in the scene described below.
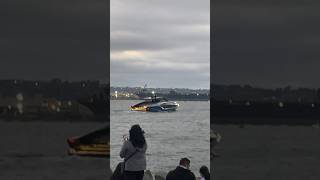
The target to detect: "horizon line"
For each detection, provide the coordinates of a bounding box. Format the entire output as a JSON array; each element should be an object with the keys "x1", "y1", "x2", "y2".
[{"x1": 110, "y1": 85, "x2": 210, "y2": 90}]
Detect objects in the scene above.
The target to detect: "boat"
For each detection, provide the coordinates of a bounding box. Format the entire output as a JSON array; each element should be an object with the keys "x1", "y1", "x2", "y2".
[
  {"x1": 67, "y1": 126, "x2": 109, "y2": 157},
  {"x1": 131, "y1": 96, "x2": 179, "y2": 112}
]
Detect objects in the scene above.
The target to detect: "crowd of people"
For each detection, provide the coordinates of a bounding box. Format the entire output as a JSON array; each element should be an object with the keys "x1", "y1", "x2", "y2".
[{"x1": 112, "y1": 124, "x2": 211, "y2": 180}]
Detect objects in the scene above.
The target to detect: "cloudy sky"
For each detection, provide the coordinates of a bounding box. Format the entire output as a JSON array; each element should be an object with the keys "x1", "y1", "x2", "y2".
[
  {"x1": 0, "y1": 0, "x2": 108, "y2": 83},
  {"x1": 3, "y1": 0, "x2": 319, "y2": 89},
  {"x1": 110, "y1": 0, "x2": 210, "y2": 89},
  {"x1": 213, "y1": 0, "x2": 320, "y2": 88}
]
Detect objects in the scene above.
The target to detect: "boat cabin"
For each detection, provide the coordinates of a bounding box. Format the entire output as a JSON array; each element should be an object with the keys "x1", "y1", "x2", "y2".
[{"x1": 143, "y1": 96, "x2": 168, "y2": 103}]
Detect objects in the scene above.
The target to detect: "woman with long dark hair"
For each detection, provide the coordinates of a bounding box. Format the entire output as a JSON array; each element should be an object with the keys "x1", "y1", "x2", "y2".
[
  {"x1": 120, "y1": 124, "x2": 147, "y2": 180},
  {"x1": 199, "y1": 165, "x2": 210, "y2": 180}
]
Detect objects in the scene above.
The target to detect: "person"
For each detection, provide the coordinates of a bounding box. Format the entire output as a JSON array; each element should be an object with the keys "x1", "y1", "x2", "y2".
[
  {"x1": 120, "y1": 124, "x2": 147, "y2": 180},
  {"x1": 199, "y1": 166, "x2": 210, "y2": 180},
  {"x1": 166, "y1": 158, "x2": 196, "y2": 180},
  {"x1": 211, "y1": 130, "x2": 221, "y2": 159}
]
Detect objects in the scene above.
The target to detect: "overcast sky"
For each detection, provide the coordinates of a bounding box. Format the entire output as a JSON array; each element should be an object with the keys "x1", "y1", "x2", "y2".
[
  {"x1": 0, "y1": 0, "x2": 108, "y2": 83},
  {"x1": 3, "y1": 1, "x2": 319, "y2": 88},
  {"x1": 213, "y1": 0, "x2": 320, "y2": 88},
  {"x1": 110, "y1": 0, "x2": 210, "y2": 89}
]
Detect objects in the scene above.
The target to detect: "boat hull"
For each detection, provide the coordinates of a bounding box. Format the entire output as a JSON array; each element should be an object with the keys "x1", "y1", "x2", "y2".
[
  {"x1": 67, "y1": 141, "x2": 109, "y2": 157},
  {"x1": 131, "y1": 104, "x2": 179, "y2": 112},
  {"x1": 67, "y1": 127, "x2": 109, "y2": 157},
  {"x1": 146, "y1": 106, "x2": 178, "y2": 112},
  {"x1": 131, "y1": 97, "x2": 179, "y2": 112}
]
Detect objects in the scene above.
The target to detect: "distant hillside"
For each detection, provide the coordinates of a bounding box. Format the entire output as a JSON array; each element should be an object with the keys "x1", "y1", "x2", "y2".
[{"x1": 212, "y1": 84, "x2": 320, "y2": 103}]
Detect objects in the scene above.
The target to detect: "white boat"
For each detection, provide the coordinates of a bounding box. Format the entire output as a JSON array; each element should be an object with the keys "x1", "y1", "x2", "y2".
[{"x1": 131, "y1": 96, "x2": 179, "y2": 112}]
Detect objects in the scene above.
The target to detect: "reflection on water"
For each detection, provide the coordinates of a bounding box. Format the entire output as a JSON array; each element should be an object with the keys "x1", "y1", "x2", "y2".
[{"x1": 110, "y1": 100, "x2": 210, "y2": 176}]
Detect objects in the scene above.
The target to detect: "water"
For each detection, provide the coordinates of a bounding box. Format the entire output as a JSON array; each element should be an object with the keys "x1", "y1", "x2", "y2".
[
  {"x1": 0, "y1": 121, "x2": 108, "y2": 180},
  {"x1": 110, "y1": 100, "x2": 210, "y2": 176}
]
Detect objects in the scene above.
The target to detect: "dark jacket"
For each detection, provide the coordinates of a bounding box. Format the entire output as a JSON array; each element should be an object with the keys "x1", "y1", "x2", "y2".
[{"x1": 166, "y1": 166, "x2": 196, "y2": 180}]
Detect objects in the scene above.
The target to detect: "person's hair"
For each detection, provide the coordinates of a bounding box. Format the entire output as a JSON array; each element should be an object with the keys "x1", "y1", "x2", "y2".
[
  {"x1": 179, "y1": 158, "x2": 190, "y2": 166},
  {"x1": 199, "y1": 166, "x2": 210, "y2": 180},
  {"x1": 129, "y1": 124, "x2": 146, "y2": 148}
]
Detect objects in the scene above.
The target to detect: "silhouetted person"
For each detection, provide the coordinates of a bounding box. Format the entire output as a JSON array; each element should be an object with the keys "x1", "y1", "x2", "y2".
[
  {"x1": 166, "y1": 158, "x2": 196, "y2": 180},
  {"x1": 211, "y1": 130, "x2": 221, "y2": 159},
  {"x1": 199, "y1": 166, "x2": 210, "y2": 180},
  {"x1": 120, "y1": 124, "x2": 147, "y2": 180}
]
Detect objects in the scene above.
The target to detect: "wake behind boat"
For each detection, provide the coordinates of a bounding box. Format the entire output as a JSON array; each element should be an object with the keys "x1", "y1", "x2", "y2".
[{"x1": 131, "y1": 96, "x2": 179, "y2": 112}]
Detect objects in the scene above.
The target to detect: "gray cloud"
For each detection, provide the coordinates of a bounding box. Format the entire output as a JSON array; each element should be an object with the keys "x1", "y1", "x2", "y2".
[
  {"x1": 0, "y1": 0, "x2": 108, "y2": 83},
  {"x1": 213, "y1": 0, "x2": 320, "y2": 88},
  {"x1": 111, "y1": 0, "x2": 210, "y2": 89}
]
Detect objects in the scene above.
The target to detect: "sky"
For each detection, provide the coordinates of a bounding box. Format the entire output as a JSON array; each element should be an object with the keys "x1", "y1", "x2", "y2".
[
  {"x1": 2, "y1": 1, "x2": 320, "y2": 88},
  {"x1": 110, "y1": 0, "x2": 210, "y2": 89},
  {"x1": 213, "y1": 0, "x2": 320, "y2": 88},
  {"x1": 0, "y1": 0, "x2": 108, "y2": 83}
]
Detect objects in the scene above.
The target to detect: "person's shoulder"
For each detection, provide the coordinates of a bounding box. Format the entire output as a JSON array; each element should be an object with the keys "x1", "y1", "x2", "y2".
[
  {"x1": 166, "y1": 170, "x2": 173, "y2": 180},
  {"x1": 166, "y1": 169, "x2": 175, "y2": 177},
  {"x1": 188, "y1": 171, "x2": 196, "y2": 179},
  {"x1": 167, "y1": 168, "x2": 174, "y2": 173}
]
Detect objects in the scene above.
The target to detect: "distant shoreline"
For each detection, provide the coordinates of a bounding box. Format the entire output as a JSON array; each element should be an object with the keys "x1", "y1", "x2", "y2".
[{"x1": 110, "y1": 99, "x2": 210, "y2": 101}]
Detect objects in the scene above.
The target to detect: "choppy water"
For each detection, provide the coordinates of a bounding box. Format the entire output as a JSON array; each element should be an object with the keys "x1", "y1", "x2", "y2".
[{"x1": 110, "y1": 100, "x2": 210, "y2": 176}]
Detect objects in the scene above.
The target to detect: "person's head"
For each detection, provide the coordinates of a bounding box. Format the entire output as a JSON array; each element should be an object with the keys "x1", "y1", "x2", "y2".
[
  {"x1": 199, "y1": 166, "x2": 210, "y2": 180},
  {"x1": 179, "y1": 158, "x2": 191, "y2": 169},
  {"x1": 129, "y1": 124, "x2": 146, "y2": 148}
]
